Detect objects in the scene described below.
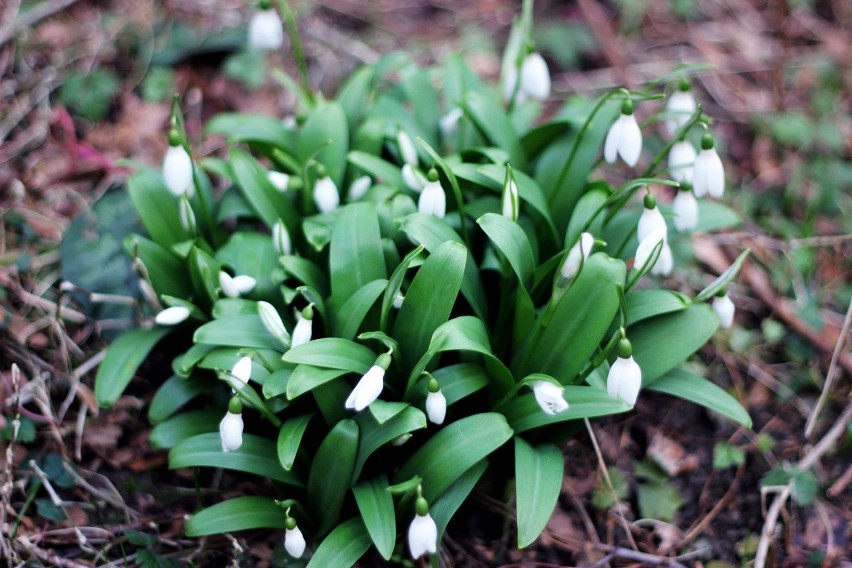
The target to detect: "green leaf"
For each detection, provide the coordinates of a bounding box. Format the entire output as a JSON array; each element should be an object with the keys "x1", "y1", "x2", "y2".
[
  {"x1": 432, "y1": 363, "x2": 490, "y2": 404},
  {"x1": 477, "y1": 213, "x2": 535, "y2": 290},
  {"x1": 564, "y1": 185, "x2": 609, "y2": 248},
  {"x1": 299, "y1": 102, "x2": 349, "y2": 187},
  {"x1": 185, "y1": 496, "x2": 285, "y2": 536},
  {"x1": 347, "y1": 151, "x2": 405, "y2": 190},
  {"x1": 127, "y1": 235, "x2": 192, "y2": 299},
  {"x1": 58, "y1": 68, "x2": 120, "y2": 121},
  {"x1": 149, "y1": 375, "x2": 210, "y2": 424},
  {"x1": 230, "y1": 148, "x2": 300, "y2": 230},
  {"x1": 262, "y1": 367, "x2": 293, "y2": 399},
  {"x1": 149, "y1": 408, "x2": 221, "y2": 449},
  {"x1": 401, "y1": 66, "x2": 440, "y2": 139},
  {"x1": 287, "y1": 365, "x2": 349, "y2": 400},
  {"x1": 308, "y1": 419, "x2": 359, "y2": 536},
  {"x1": 694, "y1": 200, "x2": 742, "y2": 232},
  {"x1": 215, "y1": 232, "x2": 279, "y2": 299},
  {"x1": 353, "y1": 476, "x2": 396, "y2": 560},
  {"x1": 591, "y1": 467, "x2": 628, "y2": 509},
  {"x1": 395, "y1": 413, "x2": 513, "y2": 502},
  {"x1": 625, "y1": 289, "x2": 690, "y2": 326},
  {"x1": 194, "y1": 315, "x2": 282, "y2": 350},
  {"x1": 337, "y1": 66, "x2": 374, "y2": 136},
  {"x1": 329, "y1": 203, "x2": 386, "y2": 309},
  {"x1": 206, "y1": 113, "x2": 297, "y2": 154},
  {"x1": 277, "y1": 414, "x2": 313, "y2": 471},
  {"x1": 514, "y1": 438, "x2": 563, "y2": 547},
  {"x1": 306, "y1": 517, "x2": 371, "y2": 568},
  {"x1": 127, "y1": 167, "x2": 185, "y2": 248},
  {"x1": 713, "y1": 442, "x2": 745, "y2": 470},
  {"x1": 380, "y1": 245, "x2": 423, "y2": 332},
  {"x1": 280, "y1": 255, "x2": 329, "y2": 297},
  {"x1": 393, "y1": 240, "x2": 466, "y2": 370},
  {"x1": 36, "y1": 499, "x2": 66, "y2": 522},
  {"x1": 282, "y1": 339, "x2": 375, "y2": 373},
  {"x1": 430, "y1": 459, "x2": 488, "y2": 539},
  {"x1": 695, "y1": 249, "x2": 751, "y2": 302},
  {"x1": 95, "y1": 327, "x2": 170, "y2": 408},
  {"x1": 503, "y1": 386, "x2": 631, "y2": 433},
  {"x1": 638, "y1": 481, "x2": 683, "y2": 522},
  {"x1": 630, "y1": 303, "x2": 720, "y2": 384},
  {"x1": 462, "y1": 91, "x2": 525, "y2": 167},
  {"x1": 646, "y1": 368, "x2": 751, "y2": 428},
  {"x1": 170, "y1": 433, "x2": 302, "y2": 486},
  {"x1": 223, "y1": 50, "x2": 266, "y2": 90},
  {"x1": 353, "y1": 407, "x2": 427, "y2": 479}
]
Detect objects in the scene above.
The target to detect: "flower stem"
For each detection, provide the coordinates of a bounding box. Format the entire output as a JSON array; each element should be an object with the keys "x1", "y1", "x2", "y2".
[{"x1": 276, "y1": 0, "x2": 314, "y2": 105}]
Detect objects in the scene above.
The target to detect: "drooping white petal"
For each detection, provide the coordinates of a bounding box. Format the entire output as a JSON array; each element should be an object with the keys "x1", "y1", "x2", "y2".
[
  {"x1": 232, "y1": 275, "x2": 257, "y2": 295},
  {"x1": 672, "y1": 190, "x2": 698, "y2": 231},
  {"x1": 439, "y1": 107, "x2": 463, "y2": 138},
  {"x1": 345, "y1": 365, "x2": 385, "y2": 411},
  {"x1": 418, "y1": 180, "x2": 446, "y2": 218},
  {"x1": 532, "y1": 381, "x2": 569, "y2": 415},
  {"x1": 313, "y1": 176, "x2": 340, "y2": 213},
  {"x1": 273, "y1": 220, "x2": 292, "y2": 255},
  {"x1": 219, "y1": 271, "x2": 240, "y2": 298},
  {"x1": 668, "y1": 141, "x2": 697, "y2": 183},
  {"x1": 665, "y1": 90, "x2": 697, "y2": 136},
  {"x1": 502, "y1": 66, "x2": 520, "y2": 103},
  {"x1": 348, "y1": 175, "x2": 372, "y2": 201},
  {"x1": 402, "y1": 164, "x2": 427, "y2": 192},
  {"x1": 561, "y1": 232, "x2": 594, "y2": 280},
  {"x1": 398, "y1": 130, "x2": 419, "y2": 167},
  {"x1": 713, "y1": 294, "x2": 735, "y2": 328},
  {"x1": 291, "y1": 315, "x2": 312, "y2": 348},
  {"x1": 604, "y1": 113, "x2": 643, "y2": 167},
  {"x1": 634, "y1": 226, "x2": 667, "y2": 273},
  {"x1": 284, "y1": 526, "x2": 306, "y2": 558},
  {"x1": 178, "y1": 196, "x2": 196, "y2": 233},
  {"x1": 392, "y1": 291, "x2": 405, "y2": 309},
  {"x1": 155, "y1": 306, "x2": 190, "y2": 326},
  {"x1": 607, "y1": 356, "x2": 642, "y2": 406},
  {"x1": 231, "y1": 356, "x2": 252, "y2": 384},
  {"x1": 408, "y1": 513, "x2": 438, "y2": 559},
  {"x1": 520, "y1": 52, "x2": 551, "y2": 100},
  {"x1": 248, "y1": 9, "x2": 284, "y2": 51},
  {"x1": 268, "y1": 171, "x2": 291, "y2": 192},
  {"x1": 651, "y1": 242, "x2": 674, "y2": 276},
  {"x1": 258, "y1": 301, "x2": 290, "y2": 346},
  {"x1": 219, "y1": 411, "x2": 244, "y2": 452},
  {"x1": 637, "y1": 206, "x2": 667, "y2": 243},
  {"x1": 163, "y1": 145, "x2": 193, "y2": 197},
  {"x1": 693, "y1": 148, "x2": 725, "y2": 198},
  {"x1": 425, "y1": 391, "x2": 447, "y2": 425}
]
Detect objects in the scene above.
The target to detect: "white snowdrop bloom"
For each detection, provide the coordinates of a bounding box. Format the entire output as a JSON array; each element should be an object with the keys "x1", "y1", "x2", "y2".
[
  {"x1": 398, "y1": 130, "x2": 419, "y2": 167},
  {"x1": 231, "y1": 356, "x2": 252, "y2": 385},
  {"x1": 232, "y1": 275, "x2": 257, "y2": 295},
  {"x1": 502, "y1": 65, "x2": 520, "y2": 103},
  {"x1": 282, "y1": 115, "x2": 297, "y2": 128},
  {"x1": 502, "y1": 178, "x2": 519, "y2": 221},
  {"x1": 273, "y1": 219, "x2": 292, "y2": 256},
  {"x1": 284, "y1": 525, "x2": 306, "y2": 558},
  {"x1": 713, "y1": 293, "x2": 736, "y2": 328},
  {"x1": 604, "y1": 102, "x2": 643, "y2": 167},
  {"x1": 219, "y1": 409, "x2": 244, "y2": 452},
  {"x1": 520, "y1": 52, "x2": 551, "y2": 100},
  {"x1": 652, "y1": 242, "x2": 674, "y2": 276},
  {"x1": 178, "y1": 195, "x2": 196, "y2": 233},
  {"x1": 258, "y1": 301, "x2": 290, "y2": 346},
  {"x1": 268, "y1": 171, "x2": 291, "y2": 192},
  {"x1": 408, "y1": 512, "x2": 438, "y2": 559},
  {"x1": 634, "y1": 226, "x2": 667, "y2": 273},
  {"x1": 402, "y1": 164, "x2": 427, "y2": 192},
  {"x1": 219, "y1": 271, "x2": 240, "y2": 298},
  {"x1": 291, "y1": 309, "x2": 313, "y2": 348},
  {"x1": 155, "y1": 306, "x2": 190, "y2": 326},
  {"x1": 348, "y1": 175, "x2": 372, "y2": 201},
  {"x1": 672, "y1": 185, "x2": 698, "y2": 232},
  {"x1": 665, "y1": 89, "x2": 697, "y2": 136},
  {"x1": 162, "y1": 144, "x2": 194, "y2": 197},
  {"x1": 561, "y1": 232, "x2": 594, "y2": 280},
  {"x1": 313, "y1": 176, "x2": 340, "y2": 213},
  {"x1": 693, "y1": 134, "x2": 725, "y2": 198},
  {"x1": 668, "y1": 140, "x2": 697, "y2": 183},
  {"x1": 637, "y1": 197, "x2": 667, "y2": 243},
  {"x1": 532, "y1": 381, "x2": 569, "y2": 415},
  {"x1": 425, "y1": 378, "x2": 446, "y2": 425},
  {"x1": 607, "y1": 339, "x2": 642, "y2": 406},
  {"x1": 439, "y1": 107, "x2": 463, "y2": 138},
  {"x1": 392, "y1": 291, "x2": 405, "y2": 309},
  {"x1": 247, "y1": 8, "x2": 284, "y2": 51},
  {"x1": 418, "y1": 179, "x2": 446, "y2": 218},
  {"x1": 344, "y1": 359, "x2": 387, "y2": 412}
]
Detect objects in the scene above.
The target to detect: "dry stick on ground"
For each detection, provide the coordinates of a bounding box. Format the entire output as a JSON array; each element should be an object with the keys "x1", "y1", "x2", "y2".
[{"x1": 587, "y1": 543, "x2": 710, "y2": 568}]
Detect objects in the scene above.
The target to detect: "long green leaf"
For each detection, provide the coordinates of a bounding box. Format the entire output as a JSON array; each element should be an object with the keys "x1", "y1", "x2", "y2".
[
  {"x1": 95, "y1": 327, "x2": 170, "y2": 407},
  {"x1": 280, "y1": 255, "x2": 329, "y2": 297},
  {"x1": 477, "y1": 213, "x2": 534, "y2": 290},
  {"x1": 282, "y1": 338, "x2": 375, "y2": 373},
  {"x1": 149, "y1": 408, "x2": 221, "y2": 449},
  {"x1": 462, "y1": 91, "x2": 524, "y2": 167},
  {"x1": 646, "y1": 369, "x2": 751, "y2": 427},
  {"x1": 215, "y1": 232, "x2": 279, "y2": 299},
  {"x1": 127, "y1": 235, "x2": 192, "y2": 298},
  {"x1": 625, "y1": 289, "x2": 690, "y2": 326},
  {"x1": 337, "y1": 66, "x2": 374, "y2": 137},
  {"x1": 185, "y1": 496, "x2": 285, "y2": 536},
  {"x1": 298, "y1": 102, "x2": 349, "y2": 187},
  {"x1": 380, "y1": 245, "x2": 423, "y2": 332},
  {"x1": 126, "y1": 166, "x2": 185, "y2": 248},
  {"x1": 149, "y1": 374, "x2": 209, "y2": 424},
  {"x1": 306, "y1": 517, "x2": 371, "y2": 568},
  {"x1": 206, "y1": 113, "x2": 297, "y2": 153},
  {"x1": 230, "y1": 148, "x2": 299, "y2": 230},
  {"x1": 353, "y1": 406, "x2": 427, "y2": 479},
  {"x1": 194, "y1": 315, "x2": 282, "y2": 350},
  {"x1": 277, "y1": 413, "x2": 313, "y2": 471},
  {"x1": 430, "y1": 460, "x2": 488, "y2": 539},
  {"x1": 695, "y1": 249, "x2": 751, "y2": 302},
  {"x1": 514, "y1": 438, "x2": 563, "y2": 547},
  {"x1": 353, "y1": 476, "x2": 396, "y2": 560},
  {"x1": 503, "y1": 386, "x2": 631, "y2": 433},
  {"x1": 287, "y1": 365, "x2": 349, "y2": 400},
  {"x1": 347, "y1": 151, "x2": 405, "y2": 190},
  {"x1": 329, "y1": 203, "x2": 386, "y2": 309},
  {"x1": 307, "y1": 419, "x2": 359, "y2": 536}
]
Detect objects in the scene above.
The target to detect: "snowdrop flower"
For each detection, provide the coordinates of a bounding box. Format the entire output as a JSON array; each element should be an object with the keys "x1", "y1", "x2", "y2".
[
  {"x1": 532, "y1": 381, "x2": 569, "y2": 415},
  {"x1": 501, "y1": 175, "x2": 519, "y2": 221},
  {"x1": 219, "y1": 271, "x2": 240, "y2": 298},
  {"x1": 408, "y1": 494, "x2": 438, "y2": 559},
  {"x1": 637, "y1": 194, "x2": 667, "y2": 243},
  {"x1": 162, "y1": 130, "x2": 193, "y2": 197},
  {"x1": 348, "y1": 175, "x2": 371, "y2": 201},
  {"x1": 502, "y1": 66, "x2": 524, "y2": 104},
  {"x1": 155, "y1": 306, "x2": 190, "y2": 326},
  {"x1": 258, "y1": 301, "x2": 290, "y2": 346},
  {"x1": 402, "y1": 164, "x2": 427, "y2": 192},
  {"x1": 313, "y1": 175, "x2": 340, "y2": 213},
  {"x1": 268, "y1": 171, "x2": 291, "y2": 192},
  {"x1": 425, "y1": 377, "x2": 447, "y2": 425},
  {"x1": 178, "y1": 195, "x2": 196, "y2": 233},
  {"x1": 693, "y1": 132, "x2": 725, "y2": 198},
  {"x1": 291, "y1": 305, "x2": 313, "y2": 348},
  {"x1": 561, "y1": 232, "x2": 594, "y2": 281},
  {"x1": 284, "y1": 517, "x2": 306, "y2": 558},
  {"x1": 247, "y1": 6, "x2": 284, "y2": 51},
  {"x1": 398, "y1": 130, "x2": 419, "y2": 167},
  {"x1": 345, "y1": 351, "x2": 391, "y2": 411},
  {"x1": 231, "y1": 356, "x2": 252, "y2": 385},
  {"x1": 392, "y1": 291, "x2": 405, "y2": 309},
  {"x1": 607, "y1": 339, "x2": 642, "y2": 406},
  {"x1": 665, "y1": 78, "x2": 697, "y2": 136},
  {"x1": 439, "y1": 107, "x2": 463, "y2": 138},
  {"x1": 634, "y1": 226, "x2": 673, "y2": 276},
  {"x1": 273, "y1": 219, "x2": 291, "y2": 255},
  {"x1": 668, "y1": 139, "x2": 697, "y2": 183},
  {"x1": 520, "y1": 52, "x2": 551, "y2": 101},
  {"x1": 418, "y1": 170, "x2": 446, "y2": 218},
  {"x1": 604, "y1": 100, "x2": 642, "y2": 167},
  {"x1": 233, "y1": 275, "x2": 257, "y2": 295},
  {"x1": 672, "y1": 182, "x2": 698, "y2": 232},
  {"x1": 219, "y1": 398, "x2": 244, "y2": 452},
  {"x1": 713, "y1": 290, "x2": 735, "y2": 328}
]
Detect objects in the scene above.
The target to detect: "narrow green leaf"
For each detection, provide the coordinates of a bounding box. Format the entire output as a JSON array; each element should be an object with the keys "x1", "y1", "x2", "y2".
[
  {"x1": 149, "y1": 408, "x2": 221, "y2": 449},
  {"x1": 433, "y1": 363, "x2": 490, "y2": 404},
  {"x1": 462, "y1": 91, "x2": 524, "y2": 167},
  {"x1": 625, "y1": 289, "x2": 690, "y2": 326},
  {"x1": 262, "y1": 367, "x2": 294, "y2": 399},
  {"x1": 353, "y1": 476, "x2": 396, "y2": 560},
  {"x1": 187, "y1": 246, "x2": 220, "y2": 309},
  {"x1": 206, "y1": 113, "x2": 297, "y2": 154},
  {"x1": 287, "y1": 365, "x2": 349, "y2": 400},
  {"x1": 185, "y1": 496, "x2": 285, "y2": 536},
  {"x1": 514, "y1": 438, "x2": 563, "y2": 547},
  {"x1": 215, "y1": 232, "x2": 279, "y2": 299},
  {"x1": 401, "y1": 66, "x2": 440, "y2": 139},
  {"x1": 127, "y1": 235, "x2": 191, "y2": 298},
  {"x1": 282, "y1": 339, "x2": 375, "y2": 373},
  {"x1": 306, "y1": 517, "x2": 371, "y2": 568},
  {"x1": 353, "y1": 406, "x2": 427, "y2": 479},
  {"x1": 277, "y1": 414, "x2": 313, "y2": 471},
  {"x1": 477, "y1": 213, "x2": 534, "y2": 290},
  {"x1": 564, "y1": 185, "x2": 609, "y2": 247},
  {"x1": 430, "y1": 460, "x2": 488, "y2": 539},
  {"x1": 194, "y1": 315, "x2": 282, "y2": 350},
  {"x1": 647, "y1": 369, "x2": 751, "y2": 427},
  {"x1": 149, "y1": 374, "x2": 209, "y2": 424},
  {"x1": 693, "y1": 200, "x2": 742, "y2": 232},
  {"x1": 329, "y1": 203, "x2": 386, "y2": 309},
  {"x1": 308, "y1": 419, "x2": 359, "y2": 536},
  {"x1": 280, "y1": 255, "x2": 329, "y2": 297},
  {"x1": 695, "y1": 249, "x2": 751, "y2": 302},
  {"x1": 95, "y1": 327, "x2": 170, "y2": 408},
  {"x1": 230, "y1": 148, "x2": 299, "y2": 230},
  {"x1": 298, "y1": 102, "x2": 349, "y2": 187},
  {"x1": 503, "y1": 386, "x2": 631, "y2": 433},
  {"x1": 126, "y1": 167, "x2": 185, "y2": 248},
  {"x1": 380, "y1": 245, "x2": 423, "y2": 332},
  {"x1": 337, "y1": 66, "x2": 374, "y2": 136},
  {"x1": 347, "y1": 151, "x2": 405, "y2": 190}
]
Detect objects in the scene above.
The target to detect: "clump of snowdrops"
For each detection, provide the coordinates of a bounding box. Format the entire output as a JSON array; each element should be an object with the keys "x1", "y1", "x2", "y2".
[{"x1": 91, "y1": 1, "x2": 751, "y2": 565}]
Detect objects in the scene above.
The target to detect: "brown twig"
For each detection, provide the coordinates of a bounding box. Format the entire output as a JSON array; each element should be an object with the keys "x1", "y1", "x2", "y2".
[
  {"x1": 589, "y1": 543, "x2": 709, "y2": 568},
  {"x1": 680, "y1": 462, "x2": 745, "y2": 546}
]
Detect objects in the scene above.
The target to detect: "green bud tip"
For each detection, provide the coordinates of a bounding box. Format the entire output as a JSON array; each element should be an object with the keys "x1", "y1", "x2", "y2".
[
  {"x1": 621, "y1": 98, "x2": 634, "y2": 116},
  {"x1": 677, "y1": 76, "x2": 691, "y2": 92},
  {"x1": 285, "y1": 517, "x2": 297, "y2": 530},
  {"x1": 716, "y1": 287, "x2": 728, "y2": 297},
  {"x1": 314, "y1": 163, "x2": 327, "y2": 177},
  {"x1": 301, "y1": 304, "x2": 314, "y2": 320},
  {"x1": 428, "y1": 378, "x2": 440, "y2": 393},
  {"x1": 701, "y1": 132, "x2": 715, "y2": 150},
  {"x1": 616, "y1": 338, "x2": 633, "y2": 359},
  {"x1": 415, "y1": 496, "x2": 429, "y2": 516},
  {"x1": 375, "y1": 352, "x2": 392, "y2": 370},
  {"x1": 643, "y1": 194, "x2": 657, "y2": 210},
  {"x1": 427, "y1": 168, "x2": 439, "y2": 182},
  {"x1": 678, "y1": 181, "x2": 693, "y2": 192},
  {"x1": 227, "y1": 396, "x2": 243, "y2": 414},
  {"x1": 167, "y1": 128, "x2": 181, "y2": 147}
]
